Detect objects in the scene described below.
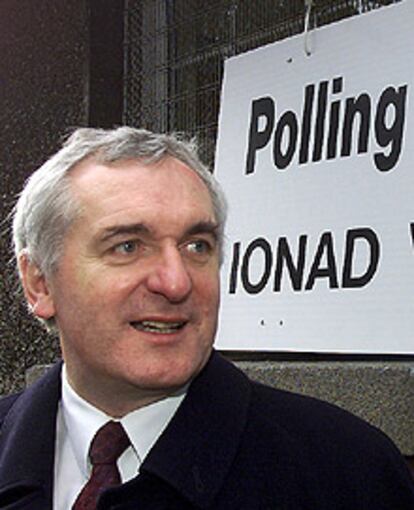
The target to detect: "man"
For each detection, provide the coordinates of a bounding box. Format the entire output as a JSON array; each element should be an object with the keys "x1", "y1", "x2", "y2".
[{"x1": 0, "y1": 127, "x2": 413, "y2": 509}]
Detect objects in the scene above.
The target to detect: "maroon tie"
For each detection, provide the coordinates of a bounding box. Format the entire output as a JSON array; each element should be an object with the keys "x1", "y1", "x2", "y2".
[{"x1": 72, "y1": 421, "x2": 130, "y2": 510}]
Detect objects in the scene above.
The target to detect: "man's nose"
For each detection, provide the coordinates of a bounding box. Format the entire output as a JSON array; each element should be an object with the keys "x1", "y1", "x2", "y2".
[{"x1": 145, "y1": 246, "x2": 192, "y2": 302}]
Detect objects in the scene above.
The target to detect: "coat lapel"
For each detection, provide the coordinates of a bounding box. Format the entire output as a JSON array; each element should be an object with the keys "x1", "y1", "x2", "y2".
[
  {"x1": 0, "y1": 362, "x2": 62, "y2": 509},
  {"x1": 99, "y1": 352, "x2": 252, "y2": 509}
]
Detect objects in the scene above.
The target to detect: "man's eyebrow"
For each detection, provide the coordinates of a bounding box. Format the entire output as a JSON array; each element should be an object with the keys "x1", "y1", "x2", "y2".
[
  {"x1": 185, "y1": 221, "x2": 220, "y2": 238},
  {"x1": 99, "y1": 223, "x2": 151, "y2": 243},
  {"x1": 97, "y1": 220, "x2": 219, "y2": 244}
]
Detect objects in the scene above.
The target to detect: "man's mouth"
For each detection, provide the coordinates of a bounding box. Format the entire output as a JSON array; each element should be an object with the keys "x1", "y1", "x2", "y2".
[{"x1": 130, "y1": 320, "x2": 187, "y2": 334}]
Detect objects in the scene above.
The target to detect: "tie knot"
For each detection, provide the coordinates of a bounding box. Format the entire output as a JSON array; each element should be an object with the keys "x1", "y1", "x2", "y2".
[{"x1": 89, "y1": 421, "x2": 130, "y2": 465}]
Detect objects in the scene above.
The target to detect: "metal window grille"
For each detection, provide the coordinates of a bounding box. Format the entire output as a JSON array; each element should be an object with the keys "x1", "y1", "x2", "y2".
[{"x1": 124, "y1": 0, "x2": 400, "y2": 167}]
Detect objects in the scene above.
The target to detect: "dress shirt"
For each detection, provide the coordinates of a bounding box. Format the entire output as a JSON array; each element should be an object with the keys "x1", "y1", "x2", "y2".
[{"x1": 53, "y1": 365, "x2": 187, "y2": 510}]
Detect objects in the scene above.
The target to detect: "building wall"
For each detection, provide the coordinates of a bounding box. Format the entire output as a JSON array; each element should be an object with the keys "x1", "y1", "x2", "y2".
[{"x1": 0, "y1": 0, "x2": 89, "y2": 394}]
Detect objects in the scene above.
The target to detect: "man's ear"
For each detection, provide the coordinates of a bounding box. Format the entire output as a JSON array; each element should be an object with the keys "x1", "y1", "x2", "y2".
[{"x1": 18, "y1": 251, "x2": 56, "y2": 319}]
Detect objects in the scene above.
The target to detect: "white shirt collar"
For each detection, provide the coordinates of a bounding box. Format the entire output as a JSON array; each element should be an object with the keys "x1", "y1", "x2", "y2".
[{"x1": 61, "y1": 364, "x2": 187, "y2": 477}]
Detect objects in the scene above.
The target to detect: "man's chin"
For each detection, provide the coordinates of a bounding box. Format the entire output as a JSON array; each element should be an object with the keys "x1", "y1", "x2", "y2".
[{"x1": 126, "y1": 349, "x2": 211, "y2": 393}]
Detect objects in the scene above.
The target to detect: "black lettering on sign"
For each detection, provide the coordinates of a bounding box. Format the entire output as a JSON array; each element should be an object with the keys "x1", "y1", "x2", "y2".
[
  {"x1": 273, "y1": 235, "x2": 307, "y2": 291},
  {"x1": 340, "y1": 93, "x2": 371, "y2": 158},
  {"x1": 374, "y1": 85, "x2": 407, "y2": 172},
  {"x1": 327, "y1": 77, "x2": 343, "y2": 160},
  {"x1": 409, "y1": 223, "x2": 414, "y2": 248},
  {"x1": 228, "y1": 227, "x2": 380, "y2": 294},
  {"x1": 245, "y1": 97, "x2": 275, "y2": 175},
  {"x1": 244, "y1": 78, "x2": 408, "y2": 175},
  {"x1": 228, "y1": 241, "x2": 241, "y2": 294},
  {"x1": 241, "y1": 237, "x2": 273, "y2": 294},
  {"x1": 273, "y1": 111, "x2": 298, "y2": 170},
  {"x1": 299, "y1": 84, "x2": 315, "y2": 164},
  {"x1": 342, "y1": 228, "x2": 380, "y2": 288},
  {"x1": 304, "y1": 232, "x2": 339, "y2": 290},
  {"x1": 312, "y1": 80, "x2": 328, "y2": 162}
]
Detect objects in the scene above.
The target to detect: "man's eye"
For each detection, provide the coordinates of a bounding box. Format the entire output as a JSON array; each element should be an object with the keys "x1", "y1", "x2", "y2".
[
  {"x1": 113, "y1": 240, "x2": 138, "y2": 254},
  {"x1": 185, "y1": 239, "x2": 212, "y2": 255}
]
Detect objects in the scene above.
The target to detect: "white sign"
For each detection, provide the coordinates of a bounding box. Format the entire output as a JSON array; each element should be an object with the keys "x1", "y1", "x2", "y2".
[{"x1": 214, "y1": 1, "x2": 414, "y2": 354}]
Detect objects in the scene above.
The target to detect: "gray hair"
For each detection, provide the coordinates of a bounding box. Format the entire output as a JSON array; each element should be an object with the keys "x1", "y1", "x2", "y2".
[{"x1": 12, "y1": 127, "x2": 227, "y2": 329}]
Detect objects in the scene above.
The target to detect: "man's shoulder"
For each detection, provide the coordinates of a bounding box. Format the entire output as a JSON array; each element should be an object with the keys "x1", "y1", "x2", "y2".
[
  {"x1": 249, "y1": 377, "x2": 362, "y2": 425},
  {"x1": 0, "y1": 362, "x2": 62, "y2": 428},
  {"x1": 0, "y1": 392, "x2": 22, "y2": 424},
  {"x1": 206, "y1": 354, "x2": 390, "y2": 450},
  {"x1": 243, "y1": 372, "x2": 408, "y2": 476},
  {"x1": 248, "y1": 376, "x2": 392, "y2": 447},
  {"x1": 196, "y1": 356, "x2": 414, "y2": 507}
]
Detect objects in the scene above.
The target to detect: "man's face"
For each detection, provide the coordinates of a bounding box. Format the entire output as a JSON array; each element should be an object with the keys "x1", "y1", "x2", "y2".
[{"x1": 44, "y1": 157, "x2": 220, "y2": 412}]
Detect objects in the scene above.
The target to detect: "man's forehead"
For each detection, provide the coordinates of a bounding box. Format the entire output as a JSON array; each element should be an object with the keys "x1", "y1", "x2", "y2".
[
  {"x1": 67, "y1": 155, "x2": 216, "y2": 230},
  {"x1": 69, "y1": 156, "x2": 210, "y2": 205}
]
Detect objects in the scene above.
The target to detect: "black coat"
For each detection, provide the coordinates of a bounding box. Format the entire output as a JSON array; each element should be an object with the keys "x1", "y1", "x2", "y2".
[{"x1": 0, "y1": 351, "x2": 413, "y2": 509}]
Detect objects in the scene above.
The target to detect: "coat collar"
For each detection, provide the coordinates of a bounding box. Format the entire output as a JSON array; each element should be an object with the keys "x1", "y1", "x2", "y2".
[
  {"x1": 105, "y1": 351, "x2": 252, "y2": 509},
  {"x1": 0, "y1": 361, "x2": 62, "y2": 509}
]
